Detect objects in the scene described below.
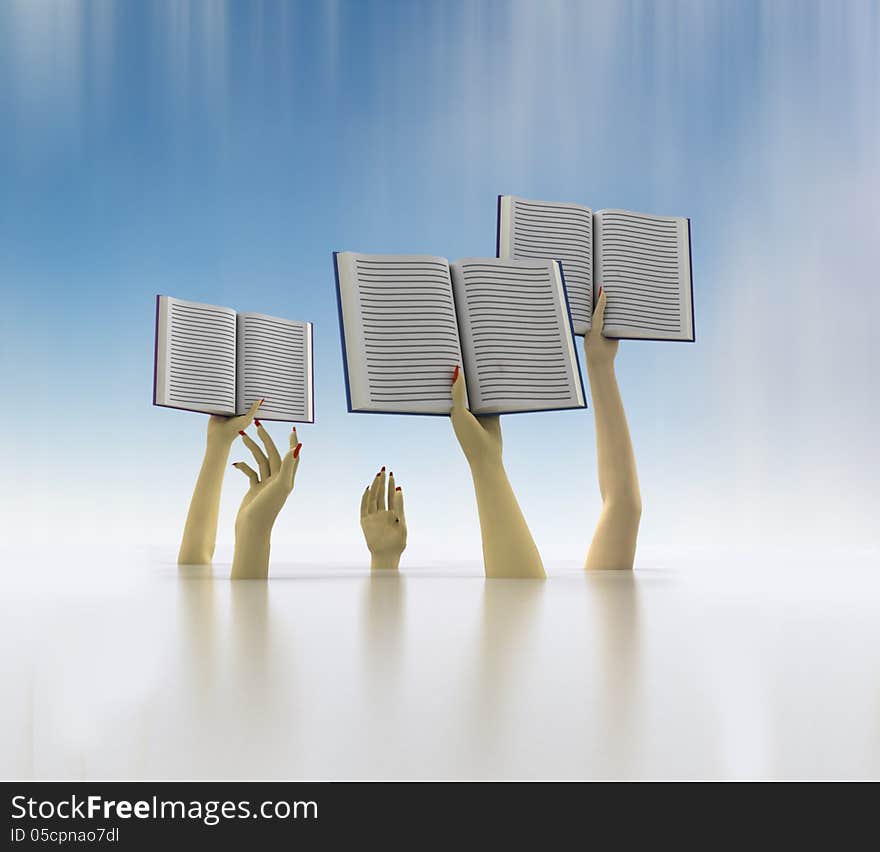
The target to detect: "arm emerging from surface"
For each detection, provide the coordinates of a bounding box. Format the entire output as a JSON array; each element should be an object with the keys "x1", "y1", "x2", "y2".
[
  {"x1": 584, "y1": 289, "x2": 642, "y2": 571},
  {"x1": 360, "y1": 468, "x2": 407, "y2": 571},
  {"x1": 230, "y1": 423, "x2": 302, "y2": 580},
  {"x1": 178, "y1": 399, "x2": 263, "y2": 565},
  {"x1": 450, "y1": 367, "x2": 545, "y2": 579}
]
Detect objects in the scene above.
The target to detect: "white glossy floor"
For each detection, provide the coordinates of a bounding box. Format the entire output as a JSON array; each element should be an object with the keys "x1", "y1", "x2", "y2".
[{"x1": 3, "y1": 556, "x2": 878, "y2": 780}]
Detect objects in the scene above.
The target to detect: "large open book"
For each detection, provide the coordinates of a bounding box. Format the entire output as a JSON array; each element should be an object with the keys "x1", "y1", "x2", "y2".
[
  {"x1": 333, "y1": 252, "x2": 585, "y2": 415},
  {"x1": 497, "y1": 195, "x2": 695, "y2": 340},
  {"x1": 153, "y1": 296, "x2": 314, "y2": 422}
]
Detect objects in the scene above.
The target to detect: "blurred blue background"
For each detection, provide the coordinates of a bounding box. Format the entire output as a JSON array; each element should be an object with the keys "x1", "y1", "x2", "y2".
[{"x1": 1, "y1": 0, "x2": 877, "y2": 566}]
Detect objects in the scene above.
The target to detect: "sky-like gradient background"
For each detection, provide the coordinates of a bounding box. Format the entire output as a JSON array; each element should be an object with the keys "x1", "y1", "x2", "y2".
[{"x1": 1, "y1": 0, "x2": 877, "y2": 567}]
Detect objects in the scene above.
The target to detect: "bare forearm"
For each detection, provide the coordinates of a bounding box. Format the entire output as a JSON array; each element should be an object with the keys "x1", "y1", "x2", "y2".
[
  {"x1": 231, "y1": 524, "x2": 271, "y2": 580},
  {"x1": 586, "y1": 360, "x2": 640, "y2": 507},
  {"x1": 585, "y1": 358, "x2": 641, "y2": 570},
  {"x1": 470, "y1": 460, "x2": 545, "y2": 579},
  {"x1": 370, "y1": 553, "x2": 401, "y2": 571},
  {"x1": 178, "y1": 438, "x2": 232, "y2": 564}
]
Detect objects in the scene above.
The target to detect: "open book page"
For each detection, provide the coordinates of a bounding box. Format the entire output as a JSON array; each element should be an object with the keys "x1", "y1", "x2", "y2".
[
  {"x1": 450, "y1": 258, "x2": 585, "y2": 415},
  {"x1": 595, "y1": 210, "x2": 695, "y2": 341},
  {"x1": 236, "y1": 314, "x2": 314, "y2": 422},
  {"x1": 334, "y1": 252, "x2": 465, "y2": 414},
  {"x1": 154, "y1": 296, "x2": 237, "y2": 415},
  {"x1": 498, "y1": 195, "x2": 594, "y2": 335}
]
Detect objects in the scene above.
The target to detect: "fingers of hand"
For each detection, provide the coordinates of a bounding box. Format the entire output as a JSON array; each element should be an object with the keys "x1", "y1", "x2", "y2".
[
  {"x1": 290, "y1": 428, "x2": 303, "y2": 467},
  {"x1": 594, "y1": 288, "x2": 607, "y2": 329},
  {"x1": 288, "y1": 451, "x2": 300, "y2": 490},
  {"x1": 232, "y1": 461, "x2": 260, "y2": 487},
  {"x1": 375, "y1": 468, "x2": 387, "y2": 511},
  {"x1": 451, "y1": 365, "x2": 467, "y2": 411},
  {"x1": 393, "y1": 486, "x2": 405, "y2": 524},
  {"x1": 368, "y1": 468, "x2": 384, "y2": 512},
  {"x1": 278, "y1": 448, "x2": 299, "y2": 493},
  {"x1": 240, "y1": 431, "x2": 270, "y2": 480},
  {"x1": 255, "y1": 421, "x2": 281, "y2": 474},
  {"x1": 452, "y1": 403, "x2": 483, "y2": 446},
  {"x1": 246, "y1": 397, "x2": 263, "y2": 421}
]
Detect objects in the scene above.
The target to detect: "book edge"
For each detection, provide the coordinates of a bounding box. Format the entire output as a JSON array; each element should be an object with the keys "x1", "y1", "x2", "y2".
[
  {"x1": 152, "y1": 294, "x2": 161, "y2": 407},
  {"x1": 333, "y1": 251, "x2": 355, "y2": 414},
  {"x1": 556, "y1": 261, "x2": 588, "y2": 410}
]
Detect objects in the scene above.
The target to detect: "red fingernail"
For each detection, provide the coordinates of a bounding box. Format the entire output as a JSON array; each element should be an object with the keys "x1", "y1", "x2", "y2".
[
  {"x1": 238, "y1": 430, "x2": 246, "y2": 436},
  {"x1": 452, "y1": 365, "x2": 460, "y2": 383},
  {"x1": 254, "y1": 419, "x2": 262, "y2": 427},
  {"x1": 389, "y1": 471, "x2": 394, "y2": 477},
  {"x1": 293, "y1": 443, "x2": 302, "y2": 458},
  {"x1": 598, "y1": 286, "x2": 603, "y2": 297},
  {"x1": 381, "y1": 466, "x2": 386, "y2": 472},
  {"x1": 395, "y1": 486, "x2": 401, "y2": 492},
  {"x1": 259, "y1": 397, "x2": 265, "y2": 404}
]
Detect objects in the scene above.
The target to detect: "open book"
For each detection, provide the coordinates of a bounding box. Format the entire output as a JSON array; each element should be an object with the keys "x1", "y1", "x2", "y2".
[
  {"x1": 333, "y1": 252, "x2": 585, "y2": 415},
  {"x1": 153, "y1": 296, "x2": 314, "y2": 422},
  {"x1": 497, "y1": 195, "x2": 695, "y2": 340}
]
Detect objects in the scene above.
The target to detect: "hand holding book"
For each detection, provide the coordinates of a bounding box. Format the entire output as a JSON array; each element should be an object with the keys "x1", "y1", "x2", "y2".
[
  {"x1": 498, "y1": 196, "x2": 695, "y2": 341},
  {"x1": 449, "y1": 365, "x2": 503, "y2": 470},
  {"x1": 177, "y1": 398, "x2": 265, "y2": 565},
  {"x1": 449, "y1": 367, "x2": 544, "y2": 579},
  {"x1": 333, "y1": 253, "x2": 585, "y2": 416},
  {"x1": 206, "y1": 398, "x2": 265, "y2": 447},
  {"x1": 154, "y1": 296, "x2": 314, "y2": 422},
  {"x1": 583, "y1": 289, "x2": 618, "y2": 368},
  {"x1": 583, "y1": 292, "x2": 642, "y2": 571}
]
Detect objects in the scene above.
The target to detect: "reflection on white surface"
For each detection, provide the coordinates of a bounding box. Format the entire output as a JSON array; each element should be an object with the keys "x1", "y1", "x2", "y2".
[{"x1": 2, "y1": 558, "x2": 879, "y2": 780}]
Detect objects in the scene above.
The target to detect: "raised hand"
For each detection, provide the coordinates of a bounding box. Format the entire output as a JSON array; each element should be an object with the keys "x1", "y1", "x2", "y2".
[
  {"x1": 360, "y1": 468, "x2": 407, "y2": 571},
  {"x1": 583, "y1": 287, "x2": 642, "y2": 571},
  {"x1": 447, "y1": 366, "x2": 544, "y2": 579},
  {"x1": 584, "y1": 288, "x2": 618, "y2": 368},
  {"x1": 230, "y1": 421, "x2": 303, "y2": 579},
  {"x1": 207, "y1": 398, "x2": 264, "y2": 446},
  {"x1": 450, "y1": 365, "x2": 503, "y2": 469},
  {"x1": 178, "y1": 398, "x2": 265, "y2": 565}
]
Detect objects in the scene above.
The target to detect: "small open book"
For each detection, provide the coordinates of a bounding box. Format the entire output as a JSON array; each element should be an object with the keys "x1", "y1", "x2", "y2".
[
  {"x1": 333, "y1": 252, "x2": 585, "y2": 415},
  {"x1": 153, "y1": 296, "x2": 314, "y2": 421},
  {"x1": 497, "y1": 195, "x2": 695, "y2": 340}
]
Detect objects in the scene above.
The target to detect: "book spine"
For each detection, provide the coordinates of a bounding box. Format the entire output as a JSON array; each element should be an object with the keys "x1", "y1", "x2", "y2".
[
  {"x1": 309, "y1": 321, "x2": 315, "y2": 422},
  {"x1": 333, "y1": 251, "x2": 355, "y2": 413},
  {"x1": 556, "y1": 261, "x2": 587, "y2": 410},
  {"x1": 152, "y1": 294, "x2": 161, "y2": 406},
  {"x1": 687, "y1": 217, "x2": 696, "y2": 342}
]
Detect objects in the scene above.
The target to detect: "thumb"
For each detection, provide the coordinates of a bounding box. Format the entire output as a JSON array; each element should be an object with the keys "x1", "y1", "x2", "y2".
[
  {"x1": 593, "y1": 287, "x2": 607, "y2": 331},
  {"x1": 481, "y1": 415, "x2": 502, "y2": 444},
  {"x1": 241, "y1": 396, "x2": 264, "y2": 427},
  {"x1": 451, "y1": 365, "x2": 468, "y2": 413},
  {"x1": 279, "y1": 443, "x2": 301, "y2": 492}
]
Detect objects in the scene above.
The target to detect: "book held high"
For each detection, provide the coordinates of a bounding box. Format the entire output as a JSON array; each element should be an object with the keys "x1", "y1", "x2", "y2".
[
  {"x1": 497, "y1": 195, "x2": 695, "y2": 341},
  {"x1": 334, "y1": 252, "x2": 585, "y2": 416},
  {"x1": 153, "y1": 295, "x2": 314, "y2": 422}
]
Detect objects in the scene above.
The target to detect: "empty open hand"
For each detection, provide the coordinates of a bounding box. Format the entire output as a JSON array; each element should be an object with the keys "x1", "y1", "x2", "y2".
[
  {"x1": 230, "y1": 421, "x2": 303, "y2": 579},
  {"x1": 360, "y1": 468, "x2": 407, "y2": 571}
]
